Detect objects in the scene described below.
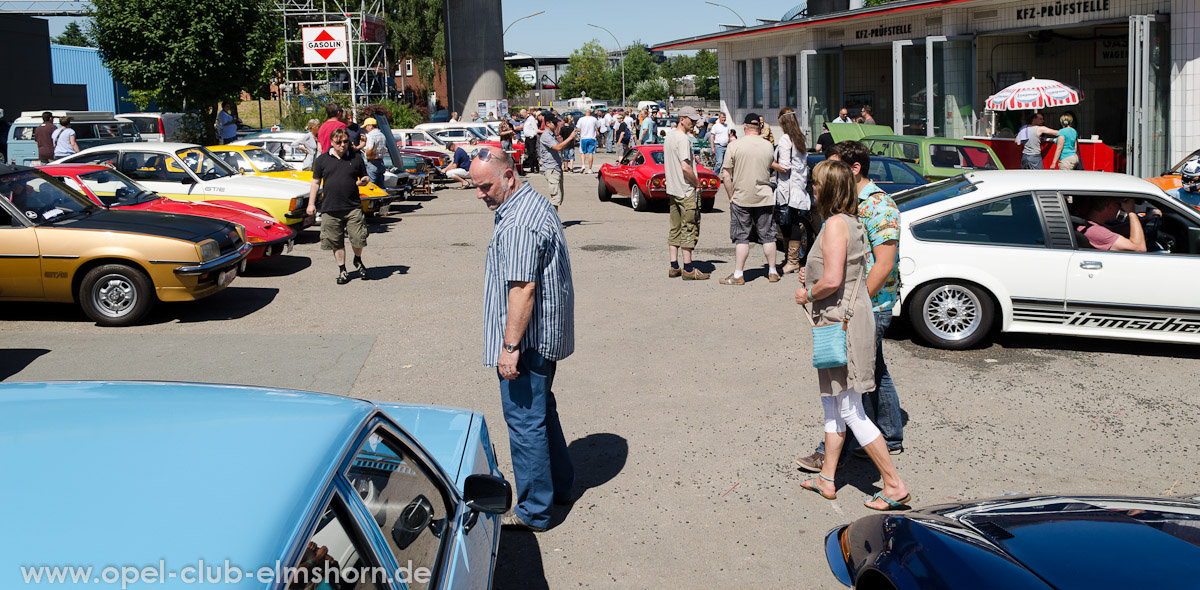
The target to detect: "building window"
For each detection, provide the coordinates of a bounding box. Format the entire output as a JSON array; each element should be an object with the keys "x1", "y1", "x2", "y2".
[
  {"x1": 405, "y1": 59, "x2": 413, "y2": 77},
  {"x1": 752, "y1": 59, "x2": 763, "y2": 109},
  {"x1": 786, "y1": 56, "x2": 797, "y2": 108},
  {"x1": 768, "y1": 57, "x2": 779, "y2": 109},
  {"x1": 737, "y1": 61, "x2": 747, "y2": 109}
]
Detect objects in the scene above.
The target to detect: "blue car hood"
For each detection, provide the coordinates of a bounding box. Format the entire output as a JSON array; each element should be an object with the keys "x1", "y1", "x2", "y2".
[{"x1": 373, "y1": 403, "x2": 475, "y2": 489}]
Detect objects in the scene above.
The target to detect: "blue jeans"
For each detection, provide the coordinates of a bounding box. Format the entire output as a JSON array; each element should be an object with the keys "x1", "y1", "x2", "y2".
[
  {"x1": 499, "y1": 349, "x2": 574, "y2": 528},
  {"x1": 714, "y1": 144, "x2": 727, "y2": 173},
  {"x1": 605, "y1": 128, "x2": 614, "y2": 152},
  {"x1": 816, "y1": 310, "x2": 904, "y2": 454},
  {"x1": 366, "y1": 159, "x2": 386, "y2": 189},
  {"x1": 1021, "y1": 154, "x2": 1043, "y2": 169}
]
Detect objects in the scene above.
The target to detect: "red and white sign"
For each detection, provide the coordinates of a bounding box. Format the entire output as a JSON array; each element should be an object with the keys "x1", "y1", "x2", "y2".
[
  {"x1": 302, "y1": 25, "x2": 348, "y2": 64},
  {"x1": 361, "y1": 14, "x2": 385, "y2": 44}
]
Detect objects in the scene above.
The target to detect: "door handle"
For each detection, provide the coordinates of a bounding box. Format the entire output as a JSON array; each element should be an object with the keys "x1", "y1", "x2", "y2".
[{"x1": 1080, "y1": 261, "x2": 1103, "y2": 270}]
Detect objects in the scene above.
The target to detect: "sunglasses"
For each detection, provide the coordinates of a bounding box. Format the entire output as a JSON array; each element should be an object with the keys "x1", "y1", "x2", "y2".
[{"x1": 332, "y1": 140, "x2": 348, "y2": 145}]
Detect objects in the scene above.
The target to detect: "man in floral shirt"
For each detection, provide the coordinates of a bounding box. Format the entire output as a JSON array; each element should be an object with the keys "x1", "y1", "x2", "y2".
[{"x1": 796, "y1": 140, "x2": 904, "y2": 473}]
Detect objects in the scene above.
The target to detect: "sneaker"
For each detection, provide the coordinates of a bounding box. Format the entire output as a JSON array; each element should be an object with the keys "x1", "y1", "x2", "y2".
[
  {"x1": 795, "y1": 451, "x2": 825, "y2": 472},
  {"x1": 681, "y1": 268, "x2": 710, "y2": 280},
  {"x1": 889, "y1": 445, "x2": 904, "y2": 456},
  {"x1": 668, "y1": 267, "x2": 682, "y2": 278},
  {"x1": 718, "y1": 274, "x2": 745, "y2": 285},
  {"x1": 355, "y1": 260, "x2": 370, "y2": 280},
  {"x1": 501, "y1": 511, "x2": 546, "y2": 533},
  {"x1": 336, "y1": 269, "x2": 350, "y2": 285}
]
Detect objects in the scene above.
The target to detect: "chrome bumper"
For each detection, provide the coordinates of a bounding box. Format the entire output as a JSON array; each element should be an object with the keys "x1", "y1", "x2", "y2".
[{"x1": 173, "y1": 242, "x2": 252, "y2": 276}]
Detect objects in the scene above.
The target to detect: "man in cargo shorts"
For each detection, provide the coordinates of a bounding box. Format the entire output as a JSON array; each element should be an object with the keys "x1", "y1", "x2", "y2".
[
  {"x1": 307, "y1": 128, "x2": 371, "y2": 284},
  {"x1": 665, "y1": 106, "x2": 709, "y2": 280}
]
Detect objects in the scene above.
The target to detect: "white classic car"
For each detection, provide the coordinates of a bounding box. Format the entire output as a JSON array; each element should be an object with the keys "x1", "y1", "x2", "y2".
[
  {"x1": 55, "y1": 143, "x2": 313, "y2": 227},
  {"x1": 894, "y1": 170, "x2": 1200, "y2": 349}
]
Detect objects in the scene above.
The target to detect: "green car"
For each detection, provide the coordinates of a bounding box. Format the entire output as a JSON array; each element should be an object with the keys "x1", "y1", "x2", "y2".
[{"x1": 860, "y1": 135, "x2": 1003, "y2": 180}]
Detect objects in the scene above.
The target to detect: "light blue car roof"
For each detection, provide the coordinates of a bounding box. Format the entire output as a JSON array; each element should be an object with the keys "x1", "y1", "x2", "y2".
[{"x1": 0, "y1": 381, "x2": 385, "y2": 587}]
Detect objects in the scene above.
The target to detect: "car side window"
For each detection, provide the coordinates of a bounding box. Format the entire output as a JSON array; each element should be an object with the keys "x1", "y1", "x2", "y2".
[
  {"x1": 913, "y1": 193, "x2": 1046, "y2": 247},
  {"x1": 290, "y1": 495, "x2": 382, "y2": 590},
  {"x1": 14, "y1": 126, "x2": 36, "y2": 141},
  {"x1": 120, "y1": 152, "x2": 186, "y2": 182},
  {"x1": 345, "y1": 428, "x2": 452, "y2": 590},
  {"x1": 898, "y1": 142, "x2": 920, "y2": 162},
  {"x1": 868, "y1": 141, "x2": 888, "y2": 156},
  {"x1": 68, "y1": 151, "x2": 120, "y2": 167},
  {"x1": 620, "y1": 151, "x2": 637, "y2": 165}
]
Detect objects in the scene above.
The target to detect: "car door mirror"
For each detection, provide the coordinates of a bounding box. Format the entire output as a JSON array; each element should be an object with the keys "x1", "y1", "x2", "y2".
[
  {"x1": 463, "y1": 474, "x2": 512, "y2": 514},
  {"x1": 179, "y1": 175, "x2": 197, "y2": 185},
  {"x1": 391, "y1": 495, "x2": 434, "y2": 550}
]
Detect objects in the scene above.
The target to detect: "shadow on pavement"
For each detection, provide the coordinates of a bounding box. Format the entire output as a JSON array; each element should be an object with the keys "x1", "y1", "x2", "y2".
[
  {"x1": 367, "y1": 216, "x2": 403, "y2": 234},
  {"x1": 0, "y1": 348, "x2": 50, "y2": 380},
  {"x1": 169, "y1": 287, "x2": 279, "y2": 323},
  {"x1": 493, "y1": 532, "x2": 547, "y2": 590},
  {"x1": 362, "y1": 265, "x2": 409, "y2": 281},
  {"x1": 241, "y1": 255, "x2": 312, "y2": 278}
]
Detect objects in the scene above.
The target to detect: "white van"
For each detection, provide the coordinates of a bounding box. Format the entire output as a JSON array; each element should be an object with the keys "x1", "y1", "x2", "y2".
[
  {"x1": 121, "y1": 112, "x2": 186, "y2": 142},
  {"x1": 7, "y1": 111, "x2": 142, "y2": 166}
]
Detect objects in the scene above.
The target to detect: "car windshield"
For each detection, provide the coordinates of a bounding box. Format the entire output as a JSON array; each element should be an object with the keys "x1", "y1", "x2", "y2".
[
  {"x1": 1169, "y1": 148, "x2": 1200, "y2": 174},
  {"x1": 465, "y1": 127, "x2": 489, "y2": 139},
  {"x1": 650, "y1": 151, "x2": 665, "y2": 165},
  {"x1": 241, "y1": 148, "x2": 294, "y2": 173},
  {"x1": 929, "y1": 144, "x2": 999, "y2": 170},
  {"x1": 1, "y1": 170, "x2": 98, "y2": 224},
  {"x1": 175, "y1": 147, "x2": 234, "y2": 179},
  {"x1": 76, "y1": 169, "x2": 159, "y2": 206},
  {"x1": 893, "y1": 177, "x2": 978, "y2": 212}
]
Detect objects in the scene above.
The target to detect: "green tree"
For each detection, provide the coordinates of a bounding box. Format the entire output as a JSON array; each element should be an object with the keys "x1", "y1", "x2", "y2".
[
  {"x1": 621, "y1": 43, "x2": 658, "y2": 88},
  {"x1": 385, "y1": 0, "x2": 444, "y2": 91},
  {"x1": 52, "y1": 21, "x2": 93, "y2": 47},
  {"x1": 505, "y1": 63, "x2": 531, "y2": 98},
  {"x1": 659, "y1": 54, "x2": 696, "y2": 96},
  {"x1": 694, "y1": 49, "x2": 719, "y2": 100},
  {"x1": 90, "y1": 0, "x2": 280, "y2": 143},
  {"x1": 559, "y1": 40, "x2": 613, "y2": 100},
  {"x1": 631, "y1": 78, "x2": 667, "y2": 103}
]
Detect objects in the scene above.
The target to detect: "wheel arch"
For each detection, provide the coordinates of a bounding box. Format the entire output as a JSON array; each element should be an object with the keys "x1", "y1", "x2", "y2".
[{"x1": 72, "y1": 257, "x2": 156, "y2": 303}]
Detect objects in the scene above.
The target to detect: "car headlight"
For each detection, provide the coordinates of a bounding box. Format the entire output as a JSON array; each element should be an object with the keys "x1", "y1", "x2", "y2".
[{"x1": 197, "y1": 239, "x2": 220, "y2": 261}]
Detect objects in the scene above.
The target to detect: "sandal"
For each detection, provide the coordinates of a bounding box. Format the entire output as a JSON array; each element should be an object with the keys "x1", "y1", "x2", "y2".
[
  {"x1": 800, "y1": 473, "x2": 837, "y2": 500},
  {"x1": 864, "y1": 491, "x2": 911, "y2": 511}
]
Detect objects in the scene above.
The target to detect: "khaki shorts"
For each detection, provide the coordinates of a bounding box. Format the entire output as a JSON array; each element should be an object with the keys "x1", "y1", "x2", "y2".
[
  {"x1": 543, "y1": 168, "x2": 564, "y2": 207},
  {"x1": 668, "y1": 188, "x2": 701, "y2": 248},
  {"x1": 320, "y1": 208, "x2": 367, "y2": 250},
  {"x1": 1058, "y1": 154, "x2": 1081, "y2": 170}
]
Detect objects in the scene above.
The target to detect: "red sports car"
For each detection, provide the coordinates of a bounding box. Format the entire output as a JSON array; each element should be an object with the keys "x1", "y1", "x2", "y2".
[
  {"x1": 42, "y1": 164, "x2": 295, "y2": 263},
  {"x1": 598, "y1": 145, "x2": 721, "y2": 212}
]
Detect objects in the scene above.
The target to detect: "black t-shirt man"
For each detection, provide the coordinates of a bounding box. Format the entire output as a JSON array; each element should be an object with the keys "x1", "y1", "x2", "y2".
[
  {"x1": 312, "y1": 150, "x2": 366, "y2": 212},
  {"x1": 345, "y1": 123, "x2": 364, "y2": 157}
]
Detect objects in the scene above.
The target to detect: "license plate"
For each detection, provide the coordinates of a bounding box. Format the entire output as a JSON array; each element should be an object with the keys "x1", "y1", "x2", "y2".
[
  {"x1": 218, "y1": 266, "x2": 237, "y2": 287},
  {"x1": 379, "y1": 203, "x2": 391, "y2": 216},
  {"x1": 285, "y1": 238, "x2": 294, "y2": 254}
]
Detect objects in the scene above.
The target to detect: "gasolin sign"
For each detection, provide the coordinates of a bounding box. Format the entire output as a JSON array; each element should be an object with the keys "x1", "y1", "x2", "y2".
[{"x1": 302, "y1": 25, "x2": 348, "y2": 64}]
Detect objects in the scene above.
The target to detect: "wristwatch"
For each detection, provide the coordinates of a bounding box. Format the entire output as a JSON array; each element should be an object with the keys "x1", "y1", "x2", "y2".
[{"x1": 503, "y1": 342, "x2": 519, "y2": 353}]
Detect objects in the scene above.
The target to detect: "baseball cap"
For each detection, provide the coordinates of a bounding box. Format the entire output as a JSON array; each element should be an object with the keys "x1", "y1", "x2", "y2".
[
  {"x1": 362, "y1": 117, "x2": 378, "y2": 127},
  {"x1": 744, "y1": 113, "x2": 762, "y2": 126},
  {"x1": 678, "y1": 106, "x2": 700, "y2": 121}
]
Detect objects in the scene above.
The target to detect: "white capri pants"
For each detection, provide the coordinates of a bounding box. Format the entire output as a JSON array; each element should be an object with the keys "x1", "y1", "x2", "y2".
[{"x1": 821, "y1": 389, "x2": 881, "y2": 446}]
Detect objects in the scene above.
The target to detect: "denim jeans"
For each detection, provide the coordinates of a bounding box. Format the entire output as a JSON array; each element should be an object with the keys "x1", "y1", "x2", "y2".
[
  {"x1": 714, "y1": 144, "x2": 727, "y2": 173},
  {"x1": 499, "y1": 349, "x2": 574, "y2": 528},
  {"x1": 605, "y1": 128, "x2": 614, "y2": 152},
  {"x1": 816, "y1": 310, "x2": 904, "y2": 454},
  {"x1": 365, "y1": 159, "x2": 386, "y2": 189},
  {"x1": 1021, "y1": 154, "x2": 1043, "y2": 169}
]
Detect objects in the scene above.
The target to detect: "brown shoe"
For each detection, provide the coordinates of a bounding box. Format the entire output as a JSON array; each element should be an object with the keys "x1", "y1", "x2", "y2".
[
  {"x1": 668, "y1": 267, "x2": 682, "y2": 278},
  {"x1": 768, "y1": 272, "x2": 781, "y2": 283},
  {"x1": 795, "y1": 451, "x2": 825, "y2": 472},
  {"x1": 682, "y1": 268, "x2": 710, "y2": 280},
  {"x1": 718, "y1": 274, "x2": 745, "y2": 285}
]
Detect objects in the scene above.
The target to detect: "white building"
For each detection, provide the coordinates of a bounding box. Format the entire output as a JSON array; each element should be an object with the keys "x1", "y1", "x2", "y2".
[{"x1": 653, "y1": 0, "x2": 1198, "y2": 177}]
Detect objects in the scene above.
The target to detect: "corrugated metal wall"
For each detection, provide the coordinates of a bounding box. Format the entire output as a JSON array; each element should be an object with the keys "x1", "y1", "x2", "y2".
[{"x1": 49, "y1": 44, "x2": 127, "y2": 112}]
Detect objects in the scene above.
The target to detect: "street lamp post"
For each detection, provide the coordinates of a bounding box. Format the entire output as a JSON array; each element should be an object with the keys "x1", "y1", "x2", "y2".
[
  {"x1": 588, "y1": 23, "x2": 625, "y2": 108},
  {"x1": 503, "y1": 11, "x2": 544, "y2": 36},
  {"x1": 704, "y1": 1, "x2": 746, "y2": 27}
]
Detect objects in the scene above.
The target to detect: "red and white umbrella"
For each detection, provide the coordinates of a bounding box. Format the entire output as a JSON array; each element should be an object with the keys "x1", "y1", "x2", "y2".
[{"x1": 986, "y1": 77, "x2": 1080, "y2": 111}]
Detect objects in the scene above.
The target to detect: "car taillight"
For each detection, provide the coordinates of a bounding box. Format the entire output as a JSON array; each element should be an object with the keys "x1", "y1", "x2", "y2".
[{"x1": 650, "y1": 177, "x2": 664, "y2": 189}]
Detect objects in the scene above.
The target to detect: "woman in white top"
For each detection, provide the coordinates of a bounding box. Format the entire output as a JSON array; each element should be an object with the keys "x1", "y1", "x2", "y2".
[
  {"x1": 772, "y1": 107, "x2": 811, "y2": 274},
  {"x1": 51, "y1": 117, "x2": 80, "y2": 158},
  {"x1": 291, "y1": 119, "x2": 320, "y2": 170}
]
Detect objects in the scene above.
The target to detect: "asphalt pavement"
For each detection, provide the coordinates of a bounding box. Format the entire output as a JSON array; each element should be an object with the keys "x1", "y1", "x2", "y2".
[{"x1": 3, "y1": 150, "x2": 1199, "y2": 589}]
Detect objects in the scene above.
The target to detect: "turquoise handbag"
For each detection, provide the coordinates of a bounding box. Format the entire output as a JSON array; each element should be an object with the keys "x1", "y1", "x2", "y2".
[{"x1": 803, "y1": 257, "x2": 866, "y2": 369}]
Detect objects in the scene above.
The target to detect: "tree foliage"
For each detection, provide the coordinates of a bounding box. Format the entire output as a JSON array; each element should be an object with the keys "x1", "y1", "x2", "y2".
[
  {"x1": 558, "y1": 40, "x2": 613, "y2": 100},
  {"x1": 384, "y1": 0, "x2": 444, "y2": 90},
  {"x1": 631, "y1": 78, "x2": 668, "y2": 103},
  {"x1": 52, "y1": 21, "x2": 93, "y2": 47},
  {"x1": 505, "y1": 63, "x2": 531, "y2": 98},
  {"x1": 621, "y1": 44, "x2": 658, "y2": 88},
  {"x1": 694, "y1": 49, "x2": 720, "y2": 100},
  {"x1": 90, "y1": 0, "x2": 280, "y2": 143}
]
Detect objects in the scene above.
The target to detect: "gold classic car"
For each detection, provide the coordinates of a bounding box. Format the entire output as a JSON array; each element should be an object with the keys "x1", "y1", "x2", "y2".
[{"x1": 0, "y1": 164, "x2": 250, "y2": 326}]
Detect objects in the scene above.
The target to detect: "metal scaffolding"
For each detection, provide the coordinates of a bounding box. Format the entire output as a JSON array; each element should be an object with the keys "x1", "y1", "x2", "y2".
[
  {"x1": 275, "y1": 0, "x2": 390, "y2": 118},
  {"x1": 0, "y1": 1, "x2": 91, "y2": 16}
]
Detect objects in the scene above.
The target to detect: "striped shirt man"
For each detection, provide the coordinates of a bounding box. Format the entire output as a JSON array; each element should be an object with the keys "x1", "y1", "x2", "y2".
[{"x1": 483, "y1": 181, "x2": 575, "y2": 366}]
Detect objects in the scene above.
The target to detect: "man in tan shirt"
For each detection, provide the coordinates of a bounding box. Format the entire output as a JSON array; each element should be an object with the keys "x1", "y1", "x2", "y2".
[
  {"x1": 664, "y1": 106, "x2": 709, "y2": 280},
  {"x1": 719, "y1": 113, "x2": 778, "y2": 285}
]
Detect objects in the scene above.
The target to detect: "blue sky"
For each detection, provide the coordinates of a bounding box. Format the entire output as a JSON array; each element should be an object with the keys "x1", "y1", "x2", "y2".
[
  {"x1": 43, "y1": 1, "x2": 802, "y2": 56},
  {"x1": 500, "y1": 0, "x2": 802, "y2": 55}
]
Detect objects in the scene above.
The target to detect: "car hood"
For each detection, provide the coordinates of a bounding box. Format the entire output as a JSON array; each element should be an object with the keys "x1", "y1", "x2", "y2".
[
  {"x1": 138, "y1": 198, "x2": 289, "y2": 239},
  {"x1": 54, "y1": 208, "x2": 236, "y2": 243},
  {"x1": 202, "y1": 175, "x2": 306, "y2": 199}
]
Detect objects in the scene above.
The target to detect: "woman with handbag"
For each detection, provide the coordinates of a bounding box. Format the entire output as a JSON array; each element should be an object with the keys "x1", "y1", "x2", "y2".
[
  {"x1": 795, "y1": 159, "x2": 910, "y2": 511},
  {"x1": 772, "y1": 107, "x2": 812, "y2": 274}
]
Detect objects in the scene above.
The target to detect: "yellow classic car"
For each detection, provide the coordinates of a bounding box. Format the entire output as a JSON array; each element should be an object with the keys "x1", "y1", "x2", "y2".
[
  {"x1": 0, "y1": 164, "x2": 250, "y2": 326},
  {"x1": 55, "y1": 143, "x2": 313, "y2": 227},
  {"x1": 207, "y1": 145, "x2": 394, "y2": 215}
]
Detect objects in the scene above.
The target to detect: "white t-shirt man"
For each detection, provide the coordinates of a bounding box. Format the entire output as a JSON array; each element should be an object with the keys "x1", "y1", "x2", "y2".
[
  {"x1": 523, "y1": 115, "x2": 539, "y2": 140},
  {"x1": 577, "y1": 114, "x2": 599, "y2": 140},
  {"x1": 601, "y1": 113, "x2": 612, "y2": 133},
  {"x1": 710, "y1": 121, "x2": 730, "y2": 147}
]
